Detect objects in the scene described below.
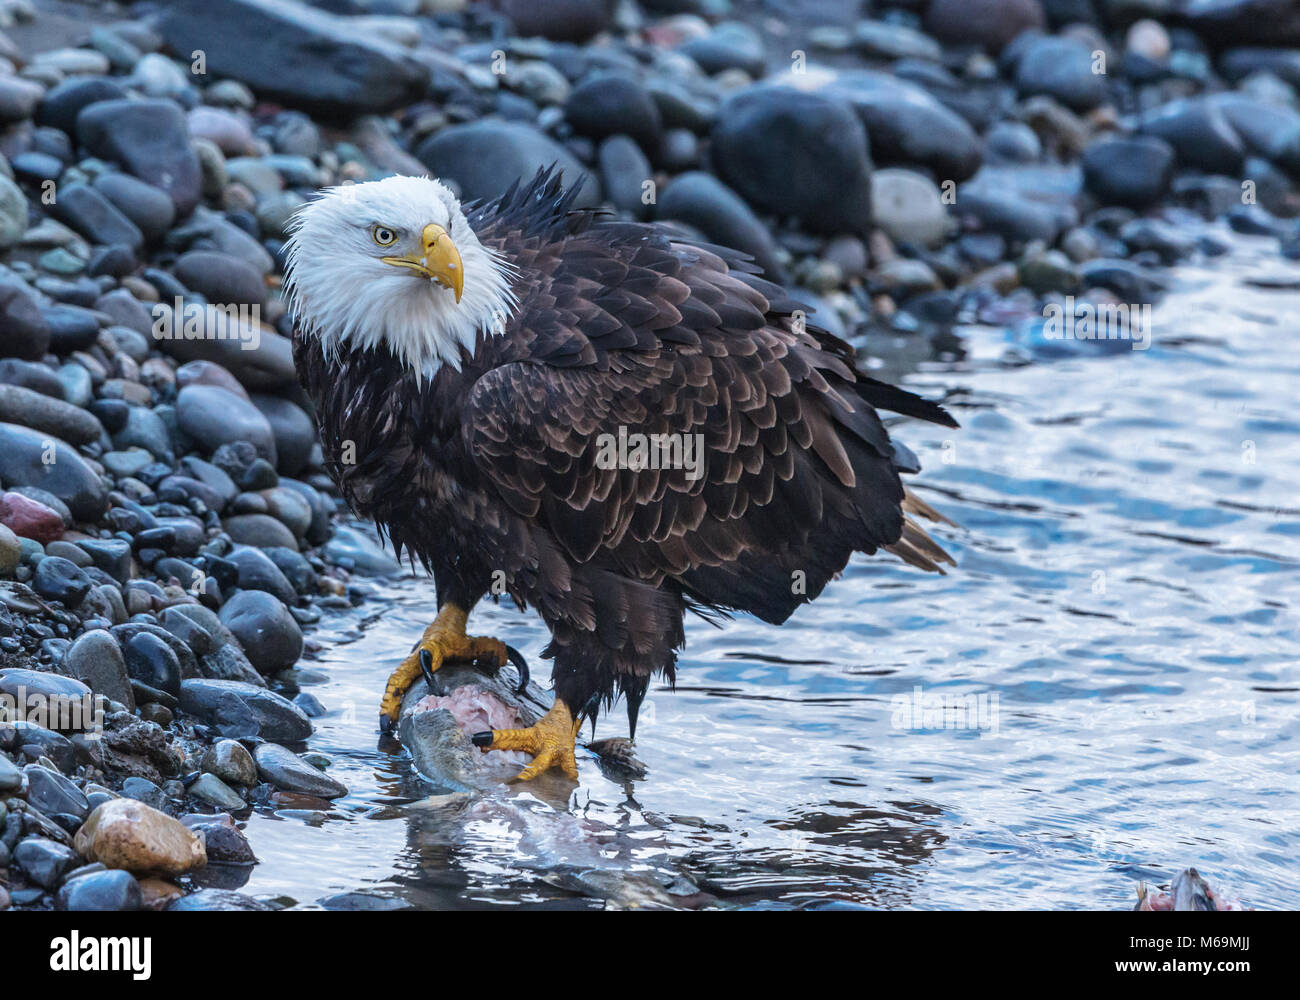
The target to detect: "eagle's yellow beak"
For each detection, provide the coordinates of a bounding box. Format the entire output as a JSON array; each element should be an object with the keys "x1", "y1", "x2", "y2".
[{"x1": 381, "y1": 223, "x2": 464, "y2": 303}]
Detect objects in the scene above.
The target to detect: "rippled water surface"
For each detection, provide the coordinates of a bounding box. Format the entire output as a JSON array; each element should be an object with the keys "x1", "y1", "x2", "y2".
[{"x1": 237, "y1": 233, "x2": 1300, "y2": 909}]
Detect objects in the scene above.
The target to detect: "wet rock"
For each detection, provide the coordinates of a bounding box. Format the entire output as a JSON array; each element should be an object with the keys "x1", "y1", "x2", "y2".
[
  {"x1": 565, "y1": 73, "x2": 662, "y2": 152},
  {"x1": 248, "y1": 395, "x2": 314, "y2": 476},
  {"x1": 218, "y1": 590, "x2": 303, "y2": 675},
  {"x1": 0, "y1": 753, "x2": 21, "y2": 792},
  {"x1": 0, "y1": 175, "x2": 27, "y2": 250},
  {"x1": 0, "y1": 424, "x2": 108, "y2": 521},
  {"x1": 1015, "y1": 36, "x2": 1109, "y2": 111},
  {"x1": 186, "y1": 106, "x2": 256, "y2": 157},
  {"x1": 37, "y1": 76, "x2": 127, "y2": 135},
  {"x1": 56, "y1": 868, "x2": 142, "y2": 910},
  {"x1": 124, "y1": 631, "x2": 182, "y2": 697},
  {"x1": 63, "y1": 629, "x2": 134, "y2": 710},
  {"x1": 153, "y1": 310, "x2": 297, "y2": 391},
  {"x1": 189, "y1": 772, "x2": 246, "y2": 811},
  {"x1": 0, "y1": 491, "x2": 63, "y2": 545},
  {"x1": 808, "y1": 69, "x2": 983, "y2": 182},
  {"x1": 0, "y1": 525, "x2": 19, "y2": 575},
  {"x1": 75, "y1": 798, "x2": 207, "y2": 875},
  {"x1": 1182, "y1": 0, "x2": 1300, "y2": 47},
  {"x1": 0, "y1": 371, "x2": 105, "y2": 440},
  {"x1": 174, "y1": 251, "x2": 267, "y2": 311},
  {"x1": 1135, "y1": 98, "x2": 1244, "y2": 176},
  {"x1": 159, "y1": 0, "x2": 428, "y2": 116},
  {"x1": 254, "y1": 742, "x2": 348, "y2": 798},
  {"x1": 225, "y1": 546, "x2": 297, "y2": 606},
  {"x1": 416, "y1": 120, "x2": 599, "y2": 209},
  {"x1": 134, "y1": 876, "x2": 182, "y2": 910},
  {"x1": 178, "y1": 678, "x2": 312, "y2": 741},
  {"x1": 0, "y1": 276, "x2": 51, "y2": 360},
  {"x1": 322, "y1": 524, "x2": 400, "y2": 576},
  {"x1": 15, "y1": 837, "x2": 77, "y2": 889},
  {"x1": 49, "y1": 184, "x2": 144, "y2": 254},
  {"x1": 926, "y1": 0, "x2": 1045, "y2": 53},
  {"x1": 121, "y1": 776, "x2": 169, "y2": 811},
  {"x1": 871, "y1": 169, "x2": 949, "y2": 248},
  {"x1": 24, "y1": 764, "x2": 90, "y2": 822},
  {"x1": 598, "y1": 135, "x2": 653, "y2": 220},
  {"x1": 5, "y1": 721, "x2": 76, "y2": 770},
  {"x1": 656, "y1": 172, "x2": 786, "y2": 281},
  {"x1": 176, "y1": 385, "x2": 277, "y2": 465},
  {"x1": 33, "y1": 556, "x2": 92, "y2": 606},
  {"x1": 495, "y1": 0, "x2": 611, "y2": 42},
  {"x1": 224, "y1": 513, "x2": 299, "y2": 551},
  {"x1": 1206, "y1": 94, "x2": 1300, "y2": 175},
  {"x1": 113, "y1": 406, "x2": 174, "y2": 465},
  {"x1": 712, "y1": 87, "x2": 873, "y2": 235},
  {"x1": 1082, "y1": 135, "x2": 1175, "y2": 209},
  {"x1": 202, "y1": 739, "x2": 257, "y2": 787},
  {"x1": 167, "y1": 888, "x2": 272, "y2": 910},
  {"x1": 184, "y1": 817, "x2": 254, "y2": 864},
  {"x1": 678, "y1": 21, "x2": 765, "y2": 77},
  {"x1": 853, "y1": 19, "x2": 944, "y2": 61},
  {"x1": 92, "y1": 173, "x2": 175, "y2": 244},
  {"x1": 76, "y1": 99, "x2": 202, "y2": 216},
  {"x1": 0, "y1": 360, "x2": 65, "y2": 400},
  {"x1": 0, "y1": 76, "x2": 47, "y2": 124}
]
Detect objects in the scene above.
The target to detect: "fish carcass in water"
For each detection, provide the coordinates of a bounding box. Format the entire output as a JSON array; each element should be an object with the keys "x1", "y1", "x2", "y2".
[{"x1": 1133, "y1": 868, "x2": 1248, "y2": 911}]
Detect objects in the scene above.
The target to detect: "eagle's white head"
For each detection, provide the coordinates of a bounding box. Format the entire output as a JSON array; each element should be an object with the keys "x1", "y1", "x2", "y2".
[{"x1": 283, "y1": 175, "x2": 518, "y2": 379}]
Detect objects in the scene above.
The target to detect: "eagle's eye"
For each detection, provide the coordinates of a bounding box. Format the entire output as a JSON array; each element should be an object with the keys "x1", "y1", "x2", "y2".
[{"x1": 371, "y1": 225, "x2": 398, "y2": 247}]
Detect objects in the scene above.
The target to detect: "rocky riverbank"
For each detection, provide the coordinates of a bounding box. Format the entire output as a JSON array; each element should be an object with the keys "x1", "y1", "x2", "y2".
[{"x1": 0, "y1": 0, "x2": 1297, "y2": 910}]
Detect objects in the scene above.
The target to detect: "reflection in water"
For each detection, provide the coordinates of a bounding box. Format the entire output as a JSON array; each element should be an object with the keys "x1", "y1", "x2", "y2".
[{"x1": 237, "y1": 234, "x2": 1300, "y2": 909}]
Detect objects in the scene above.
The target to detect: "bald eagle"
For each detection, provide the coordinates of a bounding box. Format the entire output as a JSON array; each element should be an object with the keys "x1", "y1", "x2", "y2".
[{"x1": 285, "y1": 170, "x2": 957, "y2": 781}]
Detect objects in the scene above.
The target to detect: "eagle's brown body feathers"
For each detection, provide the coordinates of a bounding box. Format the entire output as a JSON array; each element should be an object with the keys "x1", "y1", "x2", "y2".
[{"x1": 294, "y1": 171, "x2": 957, "y2": 730}]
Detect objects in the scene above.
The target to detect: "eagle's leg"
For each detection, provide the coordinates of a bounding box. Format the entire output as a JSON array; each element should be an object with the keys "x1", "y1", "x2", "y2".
[
  {"x1": 471, "y1": 698, "x2": 581, "y2": 781},
  {"x1": 377, "y1": 603, "x2": 508, "y2": 732}
]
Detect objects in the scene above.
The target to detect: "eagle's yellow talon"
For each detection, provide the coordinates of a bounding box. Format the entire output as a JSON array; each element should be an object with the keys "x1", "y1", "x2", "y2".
[
  {"x1": 473, "y1": 698, "x2": 581, "y2": 781},
  {"x1": 377, "y1": 603, "x2": 508, "y2": 730}
]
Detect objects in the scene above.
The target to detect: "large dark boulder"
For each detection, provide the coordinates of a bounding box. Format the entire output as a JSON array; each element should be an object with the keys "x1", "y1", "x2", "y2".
[
  {"x1": 925, "y1": 0, "x2": 1046, "y2": 54},
  {"x1": 76, "y1": 99, "x2": 202, "y2": 216},
  {"x1": 712, "y1": 87, "x2": 873, "y2": 235},
  {"x1": 158, "y1": 0, "x2": 427, "y2": 117},
  {"x1": 656, "y1": 172, "x2": 786, "y2": 281},
  {"x1": 416, "y1": 121, "x2": 599, "y2": 208}
]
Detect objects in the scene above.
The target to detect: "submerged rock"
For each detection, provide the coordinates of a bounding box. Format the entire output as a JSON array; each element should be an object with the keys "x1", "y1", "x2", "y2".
[{"x1": 254, "y1": 742, "x2": 348, "y2": 798}]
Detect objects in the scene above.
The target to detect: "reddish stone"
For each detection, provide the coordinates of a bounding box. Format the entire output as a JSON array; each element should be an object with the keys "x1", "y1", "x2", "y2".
[{"x1": 0, "y1": 491, "x2": 64, "y2": 544}]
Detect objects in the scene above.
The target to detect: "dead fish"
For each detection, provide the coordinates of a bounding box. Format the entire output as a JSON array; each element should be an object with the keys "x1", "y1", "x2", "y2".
[
  {"x1": 540, "y1": 865, "x2": 707, "y2": 910},
  {"x1": 1172, "y1": 868, "x2": 1217, "y2": 911},
  {"x1": 1133, "y1": 867, "x2": 1246, "y2": 911}
]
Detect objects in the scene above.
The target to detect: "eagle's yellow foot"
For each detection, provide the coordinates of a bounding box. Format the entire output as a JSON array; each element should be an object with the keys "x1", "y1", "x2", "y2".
[
  {"x1": 472, "y1": 698, "x2": 581, "y2": 782},
  {"x1": 378, "y1": 603, "x2": 513, "y2": 733}
]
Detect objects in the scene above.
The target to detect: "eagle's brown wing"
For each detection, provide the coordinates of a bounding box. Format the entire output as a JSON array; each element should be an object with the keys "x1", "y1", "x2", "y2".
[{"x1": 465, "y1": 222, "x2": 956, "y2": 625}]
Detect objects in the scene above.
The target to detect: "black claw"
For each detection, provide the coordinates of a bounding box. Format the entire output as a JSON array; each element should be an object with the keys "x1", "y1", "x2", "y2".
[
  {"x1": 471, "y1": 731, "x2": 495, "y2": 747},
  {"x1": 505, "y1": 644, "x2": 530, "y2": 694},
  {"x1": 419, "y1": 648, "x2": 438, "y2": 692}
]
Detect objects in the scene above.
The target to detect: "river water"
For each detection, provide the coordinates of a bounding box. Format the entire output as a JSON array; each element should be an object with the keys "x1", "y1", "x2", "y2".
[{"x1": 231, "y1": 231, "x2": 1300, "y2": 909}]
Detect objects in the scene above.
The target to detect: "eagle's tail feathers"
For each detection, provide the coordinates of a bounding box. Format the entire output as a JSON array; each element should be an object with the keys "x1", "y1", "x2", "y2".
[{"x1": 886, "y1": 516, "x2": 955, "y2": 574}]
